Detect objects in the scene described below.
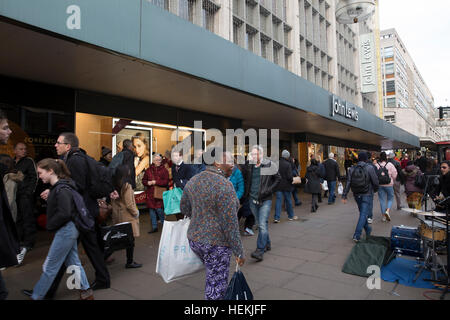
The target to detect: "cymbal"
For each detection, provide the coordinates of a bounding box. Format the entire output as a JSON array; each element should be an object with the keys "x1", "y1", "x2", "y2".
[
  {"x1": 415, "y1": 211, "x2": 447, "y2": 217},
  {"x1": 401, "y1": 208, "x2": 425, "y2": 214}
]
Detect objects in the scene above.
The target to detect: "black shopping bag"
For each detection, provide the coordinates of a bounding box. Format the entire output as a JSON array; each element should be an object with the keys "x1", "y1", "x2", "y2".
[
  {"x1": 224, "y1": 265, "x2": 253, "y2": 300},
  {"x1": 100, "y1": 222, "x2": 135, "y2": 256}
]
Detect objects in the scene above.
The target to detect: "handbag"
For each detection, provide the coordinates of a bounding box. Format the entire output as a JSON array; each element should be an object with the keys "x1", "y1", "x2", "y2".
[
  {"x1": 97, "y1": 200, "x2": 112, "y2": 224},
  {"x1": 155, "y1": 218, "x2": 204, "y2": 283},
  {"x1": 162, "y1": 187, "x2": 183, "y2": 215},
  {"x1": 154, "y1": 186, "x2": 167, "y2": 200},
  {"x1": 224, "y1": 264, "x2": 253, "y2": 300}
]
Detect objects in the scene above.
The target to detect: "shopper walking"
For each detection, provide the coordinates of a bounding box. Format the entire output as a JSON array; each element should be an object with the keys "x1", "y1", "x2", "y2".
[
  {"x1": 375, "y1": 152, "x2": 397, "y2": 222},
  {"x1": 0, "y1": 110, "x2": 18, "y2": 300},
  {"x1": 110, "y1": 165, "x2": 142, "y2": 269},
  {"x1": 274, "y1": 150, "x2": 297, "y2": 223},
  {"x1": 24, "y1": 159, "x2": 93, "y2": 300},
  {"x1": 242, "y1": 145, "x2": 281, "y2": 262},
  {"x1": 236, "y1": 159, "x2": 255, "y2": 236},
  {"x1": 323, "y1": 153, "x2": 340, "y2": 205},
  {"x1": 99, "y1": 146, "x2": 112, "y2": 167},
  {"x1": 305, "y1": 159, "x2": 322, "y2": 213},
  {"x1": 403, "y1": 161, "x2": 424, "y2": 210},
  {"x1": 41, "y1": 133, "x2": 110, "y2": 296},
  {"x1": 180, "y1": 148, "x2": 245, "y2": 300},
  {"x1": 142, "y1": 153, "x2": 169, "y2": 233},
  {"x1": 291, "y1": 157, "x2": 302, "y2": 206},
  {"x1": 14, "y1": 142, "x2": 38, "y2": 264},
  {"x1": 387, "y1": 152, "x2": 405, "y2": 210},
  {"x1": 342, "y1": 152, "x2": 379, "y2": 242}
]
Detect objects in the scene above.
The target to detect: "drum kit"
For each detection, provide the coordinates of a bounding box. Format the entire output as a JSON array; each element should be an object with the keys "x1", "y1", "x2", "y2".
[{"x1": 390, "y1": 201, "x2": 450, "y2": 299}]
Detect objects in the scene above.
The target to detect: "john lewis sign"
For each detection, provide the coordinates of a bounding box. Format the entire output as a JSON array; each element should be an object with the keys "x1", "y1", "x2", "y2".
[
  {"x1": 359, "y1": 33, "x2": 377, "y2": 93},
  {"x1": 331, "y1": 95, "x2": 359, "y2": 122}
]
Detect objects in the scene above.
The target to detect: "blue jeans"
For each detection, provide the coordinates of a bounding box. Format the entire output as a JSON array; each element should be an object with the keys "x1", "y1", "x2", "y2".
[
  {"x1": 378, "y1": 186, "x2": 394, "y2": 215},
  {"x1": 274, "y1": 191, "x2": 294, "y2": 220},
  {"x1": 327, "y1": 180, "x2": 337, "y2": 203},
  {"x1": 149, "y1": 208, "x2": 164, "y2": 229},
  {"x1": 32, "y1": 221, "x2": 90, "y2": 300},
  {"x1": 250, "y1": 199, "x2": 272, "y2": 251},
  {"x1": 292, "y1": 189, "x2": 302, "y2": 205},
  {"x1": 353, "y1": 195, "x2": 373, "y2": 240}
]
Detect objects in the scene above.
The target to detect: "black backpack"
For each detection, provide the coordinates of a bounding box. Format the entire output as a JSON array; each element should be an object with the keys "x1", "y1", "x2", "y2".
[
  {"x1": 350, "y1": 164, "x2": 370, "y2": 194},
  {"x1": 76, "y1": 152, "x2": 114, "y2": 199},
  {"x1": 377, "y1": 163, "x2": 391, "y2": 185},
  {"x1": 55, "y1": 184, "x2": 95, "y2": 234}
]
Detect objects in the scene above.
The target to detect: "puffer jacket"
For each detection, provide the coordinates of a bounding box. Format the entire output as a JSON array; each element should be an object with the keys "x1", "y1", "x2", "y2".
[{"x1": 403, "y1": 165, "x2": 424, "y2": 196}]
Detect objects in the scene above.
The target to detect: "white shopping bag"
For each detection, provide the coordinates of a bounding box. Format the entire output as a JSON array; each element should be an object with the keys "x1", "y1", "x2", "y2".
[
  {"x1": 338, "y1": 182, "x2": 343, "y2": 195},
  {"x1": 156, "y1": 218, "x2": 204, "y2": 283},
  {"x1": 321, "y1": 181, "x2": 328, "y2": 191}
]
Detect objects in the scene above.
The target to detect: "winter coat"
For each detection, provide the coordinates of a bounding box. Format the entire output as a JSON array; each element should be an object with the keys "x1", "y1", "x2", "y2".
[
  {"x1": 111, "y1": 182, "x2": 140, "y2": 237},
  {"x1": 121, "y1": 149, "x2": 136, "y2": 189},
  {"x1": 229, "y1": 166, "x2": 245, "y2": 200},
  {"x1": 304, "y1": 165, "x2": 321, "y2": 194},
  {"x1": 142, "y1": 164, "x2": 169, "y2": 209},
  {"x1": 242, "y1": 159, "x2": 281, "y2": 203},
  {"x1": 0, "y1": 174, "x2": 19, "y2": 268},
  {"x1": 323, "y1": 159, "x2": 340, "y2": 182},
  {"x1": 172, "y1": 162, "x2": 193, "y2": 190},
  {"x1": 15, "y1": 157, "x2": 37, "y2": 196},
  {"x1": 3, "y1": 171, "x2": 24, "y2": 222},
  {"x1": 276, "y1": 158, "x2": 294, "y2": 192},
  {"x1": 403, "y1": 165, "x2": 424, "y2": 196},
  {"x1": 46, "y1": 179, "x2": 79, "y2": 232}
]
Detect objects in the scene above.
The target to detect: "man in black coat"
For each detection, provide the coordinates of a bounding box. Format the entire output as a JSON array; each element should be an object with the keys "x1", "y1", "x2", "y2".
[
  {"x1": 0, "y1": 109, "x2": 18, "y2": 300},
  {"x1": 171, "y1": 149, "x2": 193, "y2": 190},
  {"x1": 14, "y1": 142, "x2": 38, "y2": 263},
  {"x1": 323, "y1": 153, "x2": 340, "y2": 205},
  {"x1": 415, "y1": 152, "x2": 427, "y2": 174},
  {"x1": 273, "y1": 150, "x2": 296, "y2": 223},
  {"x1": 37, "y1": 133, "x2": 110, "y2": 298}
]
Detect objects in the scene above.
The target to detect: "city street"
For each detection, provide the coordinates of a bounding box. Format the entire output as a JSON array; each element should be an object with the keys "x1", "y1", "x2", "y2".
[{"x1": 3, "y1": 191, "x2": 447, "y2": 300}]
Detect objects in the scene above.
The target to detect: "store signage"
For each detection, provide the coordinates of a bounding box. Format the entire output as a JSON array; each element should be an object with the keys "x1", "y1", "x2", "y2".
[
  {"x1": 331, "y1": 95, "x2": 359, "y2": 122},
  {"x1": 359, "y1": 33, "x2": 377, "y2": 93}
]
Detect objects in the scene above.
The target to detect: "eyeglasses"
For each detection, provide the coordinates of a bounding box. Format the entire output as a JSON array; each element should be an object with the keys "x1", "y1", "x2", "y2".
[{"x1": 55, "y1": 141, "x2": 68, "y2": 145}]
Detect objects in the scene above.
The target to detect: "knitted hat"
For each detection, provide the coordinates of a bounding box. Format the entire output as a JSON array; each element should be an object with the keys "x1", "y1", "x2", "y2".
[{"x1": 102, "y1": 146, "x2": 112, "y2": 157}]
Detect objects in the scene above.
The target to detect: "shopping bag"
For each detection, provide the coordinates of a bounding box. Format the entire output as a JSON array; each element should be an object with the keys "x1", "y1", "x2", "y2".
[
  {"x1": 100, "y1": 222, "x2": 134, "y2": 257},
  {"x1": 224, "y1": 264, "x2": 253, "y2": 300},
  {"x1": 321, "y1": 180, "x2": 328, "y2": 191},
  {"x1": 155, "y1": 218, "x2": 204, "y2": 283},
  {"x1": 338, "y1": 182, "x2": 343, "y2": 195},
  {"x1": 162, "y1": 187, "x2": 183, "y2": 215},
  {"x1": 292, "y1": 176, "x2": 302, "y2": 184}
]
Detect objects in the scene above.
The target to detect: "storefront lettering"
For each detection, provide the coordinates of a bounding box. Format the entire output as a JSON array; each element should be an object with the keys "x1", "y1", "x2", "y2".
[
  {"x1": 331, "y1": 96, "x2": 359, "y2": 122},
  {"x1": 66, "y1": 5, "x2": 81, "y2": 30}
]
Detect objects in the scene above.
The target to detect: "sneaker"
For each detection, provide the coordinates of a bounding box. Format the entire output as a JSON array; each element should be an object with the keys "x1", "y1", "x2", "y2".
[
  {"x1": 264, "y1": 244, "x2": 271, "y2": 252},
  {"x1": 381, "y1": 216, "x2": 387, "y2": 222},
  {"x1": 384, "y1": 210, "x2": 391, "y2": 222},
  {"x1": 273, "y1": 219, "x2": 280, "y2": 223},
  {"x1": 352, "y1": 238, "x2": 360, "y2": 243},
  {"x1": 244, "y1": 227, "x2": 254, "y2": 236},
  {"x1": 17, "y1": 247, "x2": 27, "y2": 265},
  {"x1": 288, "y1": 216, "x2": 299, "y2": 221},
  {"x1": 251, "y1": 250, "x2": 264, "y2": 262},
  {"x1": 367, "y1": 218, "x2": 373, "y2": 224}
]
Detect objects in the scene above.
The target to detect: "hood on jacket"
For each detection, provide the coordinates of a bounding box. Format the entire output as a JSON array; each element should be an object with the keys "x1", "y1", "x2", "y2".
[
  {"x1": 405, "y1": 165, "x2": 419, "y2": 175},
  {"x1": 51, "y1": 178, "x2": 78, "y2": 191},
  {"x1": 4, "y1": 171, "x2": 25, "y2": 182}
]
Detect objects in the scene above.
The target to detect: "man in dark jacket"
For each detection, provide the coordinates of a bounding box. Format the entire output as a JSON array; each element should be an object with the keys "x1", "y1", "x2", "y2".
[
  {"x1": 0, "y1": 109, "x2": 18, "y2": 300},
  {"x1": 242, "y1": 145, "x2": 281, "y2": 262},
  {"x1": 274, "y1": 150, "x2": 297, "y2": 223},
  {"x1": 415, "y1": 152, "x2": 427, "y2": 174},
  {"x1": 342, "y1": 151, "x2": 379, "y2": 242},
  {"x1": 14, "y1": 142, "x2": 38, "y2": 263},
  {"x1": 38, "y1": 133, "x2": 110, "y2": 297},
  {"x1": 323, "y1": 153, "x2": 340, "y2": 205},
  {"x1": 171, "y1": 149, "x2": 193, "y2": 190}
]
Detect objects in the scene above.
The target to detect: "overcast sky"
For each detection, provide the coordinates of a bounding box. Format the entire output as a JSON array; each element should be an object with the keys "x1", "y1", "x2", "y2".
[{"x1": 378, "y1": 0, "x2": 450, "y2": 108}]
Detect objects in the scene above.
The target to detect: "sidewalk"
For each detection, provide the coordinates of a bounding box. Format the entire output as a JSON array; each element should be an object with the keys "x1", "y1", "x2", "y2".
[{"x1": 3, "y1": 191, "x2": 448, "y2": 300}]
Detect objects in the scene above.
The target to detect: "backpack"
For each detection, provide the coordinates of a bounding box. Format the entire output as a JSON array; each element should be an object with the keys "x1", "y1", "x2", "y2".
[
  {"x1": 376, "y1": 163, "x2": 391, "y2": 185},
  {"x1": 414, "y1": 172, "x2": 426, "y2": 189},
  {"x1": 350, "y1": 164, "x2": 370, "y2": 194},
  {"x1": 55, "y1": 184, "x2": 95, "y2": 233},
  {"x1": 75, "y1": 152, "x2": 114, "y2": 199}
]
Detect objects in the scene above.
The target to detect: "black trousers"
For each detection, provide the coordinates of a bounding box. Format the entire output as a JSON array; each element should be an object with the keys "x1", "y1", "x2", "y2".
[
  {"x1": 0, "y1": 270, "x2": 8, "y2": 300},
  {"x1": 16, "y1": 194, "x2": 36, "y2": 249},
  {"x1": 105, "y1": 246, "x2": 134, "y2": 265},
  {"x1": 45, "y1": 228, "x2": 110, "y2": 298}
]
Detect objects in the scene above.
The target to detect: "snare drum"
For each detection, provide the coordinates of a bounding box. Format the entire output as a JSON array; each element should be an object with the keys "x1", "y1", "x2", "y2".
[
  {"x1": 418, "y1": 220, "x2": 447, "y2": 242},
  {"x1": 390, "y1": 225, "x2": 423, "y2": 257}
]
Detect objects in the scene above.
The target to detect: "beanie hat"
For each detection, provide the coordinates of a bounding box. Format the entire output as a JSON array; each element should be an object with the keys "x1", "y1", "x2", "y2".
[
  {"x1": 358, "y1": 151, "x2": 368, "y2": 162},
  {"x1": 102, "y1": 146, "x2": 112, "y2": 157},
  {"x1": 281, "y1": 150, "x2": 290, "y2": 159}
]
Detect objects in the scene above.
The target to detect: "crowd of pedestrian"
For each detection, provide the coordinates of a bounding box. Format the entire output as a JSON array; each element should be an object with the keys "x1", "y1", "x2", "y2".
[{"x1": 1, "y1": 106, "x2": 450, "y2": 300}]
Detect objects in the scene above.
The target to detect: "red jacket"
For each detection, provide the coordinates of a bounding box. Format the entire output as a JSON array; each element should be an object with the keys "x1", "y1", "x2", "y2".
[{"x1": 142, "y1": 164, "x2": 169, "y2": 209}]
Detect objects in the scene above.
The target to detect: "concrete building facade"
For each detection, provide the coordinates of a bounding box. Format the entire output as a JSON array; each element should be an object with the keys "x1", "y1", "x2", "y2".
[{"x1": 380, "y1": 28, "x2": 441, "y2": 150}]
